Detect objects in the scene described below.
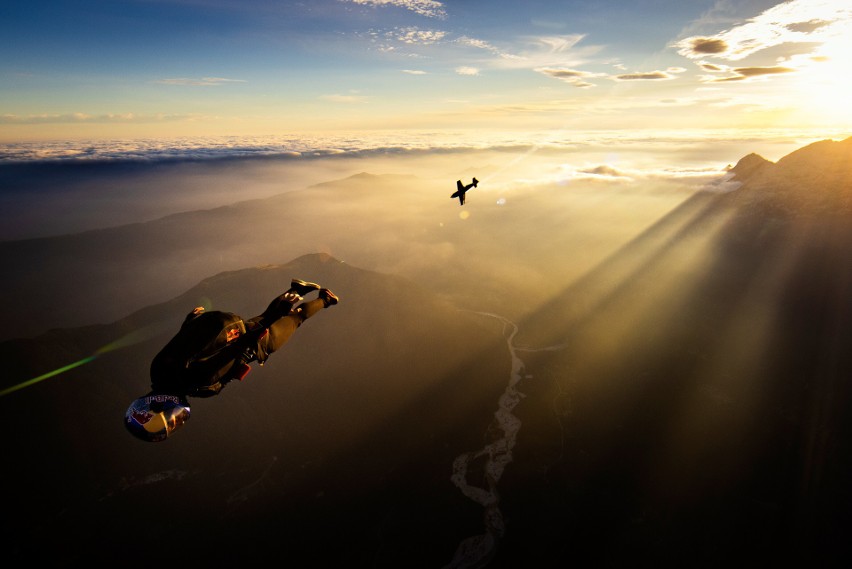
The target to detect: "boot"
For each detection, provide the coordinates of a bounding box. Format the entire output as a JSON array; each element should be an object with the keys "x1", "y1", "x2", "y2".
[
  {"x1": 319, "y1": 288, "x2": 339, "y2": 307},
  {"x1": 289, "y1": 278, "x2": 321, "y2": 296}
]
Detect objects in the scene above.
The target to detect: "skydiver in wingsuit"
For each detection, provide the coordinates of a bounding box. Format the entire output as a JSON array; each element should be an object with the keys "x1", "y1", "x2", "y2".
[{"x1": 125, "y1": 278, "x2": 339, "y2": 442}]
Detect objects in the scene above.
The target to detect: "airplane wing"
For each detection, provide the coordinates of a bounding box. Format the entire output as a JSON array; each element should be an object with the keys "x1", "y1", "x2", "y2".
[{"x1": 457, "y1": 180, "x2": 464, "y2": 192}]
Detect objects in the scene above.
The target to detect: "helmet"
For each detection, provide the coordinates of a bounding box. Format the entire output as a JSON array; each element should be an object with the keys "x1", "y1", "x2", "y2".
[{"x1": 125, "y1": 393, "x2": 191, "y2": 442}]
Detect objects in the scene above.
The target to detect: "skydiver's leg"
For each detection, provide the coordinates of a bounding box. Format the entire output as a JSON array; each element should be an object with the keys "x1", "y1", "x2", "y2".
[
  {"x1": 257, "y1": 279, "x2": 322, "y2": 326},
  {"x1": 256, "y1": 293, "x2": 298, "y2": 327},
  {"x1": 250, "y1": 289, "x2": 339, "y2": 356},
  {"x1": 262, "y1": 292, "x2": 337, "y2": 353}
]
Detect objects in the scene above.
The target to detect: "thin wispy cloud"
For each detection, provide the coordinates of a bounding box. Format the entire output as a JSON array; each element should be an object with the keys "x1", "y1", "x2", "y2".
[
  {"x1": 486, "y1": 33, "x2": 603, "y2": 75},
  {"x1": 155, "y1": 77, "x2": 246, "y2": 86},
  {"x1": 558, "y1": 161, "x2": 736, "y2": 186},
  {"x1": 535, "y1": 67, "x2": 601, "y2": 88},
  {"x1": 343, "y1": 0, "x2": 447, "y2": 19},
  {"x1": 519, "y1": 34, "x2": 591, "y2": 61},
  {"x1": 575, "y1": 165, "x2": 634, "y2": 181},
  {"x1": 320, "y1": 93, "x2": 369, "y2": 103},
  {"x1": 455, "y1": 36, "x2": 503, "y2": 54},
  {"x1": 451, "y1": 35, "x2": 530, "y2": 68},
  {"x1": 530, "y1": 34, "x2": 587, "y2": 54},
  {"x1": 402, "y1": 69, "x2": 427, "y2": 75},
  {"x1": 0, "y1": 112, "x2": 192, "y2": 124},
  {"x1": 386, "y1": 26, "x2": 446, "y2": 44},
  {"x1": 613, "y1": 71, "x2": 676, "y2": 81},
  {"x1": 455, "y1": 66, "x2": 479, "y2": 76}
]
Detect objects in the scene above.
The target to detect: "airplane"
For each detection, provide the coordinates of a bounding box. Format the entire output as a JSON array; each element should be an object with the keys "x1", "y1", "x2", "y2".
[{"x1": 451, "y1": 177, "x2": 478, "y2": 205}]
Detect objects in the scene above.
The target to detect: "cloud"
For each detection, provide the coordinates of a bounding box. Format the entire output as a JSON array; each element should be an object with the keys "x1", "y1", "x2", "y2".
[
  {"x1": 699, "y1": 172, "x2": 741, "y2": 193},
  {"x1": 700, "y1": 61, "x2": 727, "y2": 72},
  {"x1": 563, "y1": 162, "x2": 736, "y2": 186},
  {"x1": 673, "y1": 0, "x2": 852, "y2": 61},
  {"x1": 320, "y1": 93, "x2": 369, "y2": 103},
  {"x1": 535, "y1": 67, "x2": 601, "y2": 88},
  {"x1": 367, "y1": 27, "x2": 602, "y2": 81},
  {"x1": 613, "y1": 70, "x2": 675, "y2": 81},
  {"x1": 0, "y1": 113, "x2": 192, "y2": 124},
  {"x1": 402, "y1": 69, "x2": 427, "y2": 75},
  {"x1": 577, "y1": 165, "x2": 632, "y2": 179},
  {"x1": 386, "y1": 26, "x2": 446, "y2": 44},
  {"x1": 484, "y1": 34, "x2": 603, "y2": 71},
  {"x1": 343, "y1": 0, "x2": 447, "y2": 19},
  {"x1": 536, "y1": 67, "x2": 589, "y2": 79},
  {"x1": 455, "y1": 66, "x2": 479, "y2": 76},
  {"x1": 1, "y1": 131, "x2": 831, "y2": 172},
  {"x1": 731, "y1": 66, "x2": 796, "y2": 77},
  {"x1": 684, "y1": 37, "x2": 729, "y2": 56},
  {"x1": 155, "y1": 77, "x2": 246, "y2": 86},
  {"x1": 455, "y1": 36, "x2": 502, "y2": 54},
  {"x1": 533, "y1": 34, "x2": 586, "y2": 54},
  {"x1": 703, "y1": 65, "x2": 796, "y2": 83},
  {"x1": 786, "y1": 18, "x2": 833, "y2": 33}
]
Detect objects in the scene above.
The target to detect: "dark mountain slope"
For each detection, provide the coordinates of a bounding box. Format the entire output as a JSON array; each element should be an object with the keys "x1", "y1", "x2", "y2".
[
  {"x1": 491, "y1": 137, "x2": 852, "y2": 566},
  {"x1": 0, "y1": 172, "x2": 423, "y2": 340},
  {"x1": 1, "y1": 253, "x2": 511, "y2": 568}
]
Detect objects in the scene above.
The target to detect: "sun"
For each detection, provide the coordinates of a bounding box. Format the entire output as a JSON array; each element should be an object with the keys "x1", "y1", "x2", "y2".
[{"x1": 792, "y1": 32, "x2": 852, "y2": 128}]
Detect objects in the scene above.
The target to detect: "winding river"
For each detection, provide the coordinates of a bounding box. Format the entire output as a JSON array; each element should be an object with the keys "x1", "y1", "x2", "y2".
[{"x1": 443, "y1": 312, "x2": 564, "y2": 568}]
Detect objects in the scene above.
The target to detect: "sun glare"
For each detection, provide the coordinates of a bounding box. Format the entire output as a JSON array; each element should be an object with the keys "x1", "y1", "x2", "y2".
[{"x1": 793, "y1": 32, "x2": 852, "y2": 127}]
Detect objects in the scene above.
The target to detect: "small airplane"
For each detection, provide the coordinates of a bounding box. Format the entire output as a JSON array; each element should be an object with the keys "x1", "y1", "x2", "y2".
[{"x1": 451, "y1": 177, "x2": 478, "y2": 205}]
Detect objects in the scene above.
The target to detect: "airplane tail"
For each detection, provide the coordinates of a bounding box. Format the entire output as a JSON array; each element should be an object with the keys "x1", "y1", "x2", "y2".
[{"x1": 472, "y1": 177, "x2": 478, "y2": 187}]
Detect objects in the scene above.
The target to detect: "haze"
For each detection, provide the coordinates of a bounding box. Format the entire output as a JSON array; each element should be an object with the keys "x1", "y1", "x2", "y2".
[{"x1": 1, "y1": 1, "x2": 850, "y2": 565}]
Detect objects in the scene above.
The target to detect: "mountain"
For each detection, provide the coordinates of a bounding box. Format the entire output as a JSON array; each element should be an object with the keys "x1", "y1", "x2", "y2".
[
  {"x1": 502, "y1": 136, "x2": 852, "y2": 566},
  {"x1": 727, "y1": 136, "x2": 852, "y2": 216},
  {"x1": 0, "y1": 167, "x2": 672, "y2": 341},
  {"x1": 1, "y1": 171, "x2": 498, "y2": 340},
  {"x1": 728, "y1": 151, "x2": 773, "y2": 183}
]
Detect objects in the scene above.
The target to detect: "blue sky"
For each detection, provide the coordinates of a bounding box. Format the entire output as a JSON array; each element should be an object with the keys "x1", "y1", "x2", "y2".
[{"x1": 2, "y1": 0, "x2": 850, "y2": 142}]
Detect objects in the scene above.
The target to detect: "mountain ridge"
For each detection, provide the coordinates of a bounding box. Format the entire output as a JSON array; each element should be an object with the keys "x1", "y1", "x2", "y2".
[
  {"x1": 728, "y1": 151, "x2": 774, "y2": 183},
  {"x1": 728, "y1": 136, "x2": 852, "y2": 215}
]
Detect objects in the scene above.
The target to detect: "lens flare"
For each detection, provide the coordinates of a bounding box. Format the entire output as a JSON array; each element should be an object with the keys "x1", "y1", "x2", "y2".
[
  {"x1": 0, "y1": 321, "x2": 169, "y2": 397},
  {"x1": 0, "y1": 356, "x2": 98, "y2": 397}
]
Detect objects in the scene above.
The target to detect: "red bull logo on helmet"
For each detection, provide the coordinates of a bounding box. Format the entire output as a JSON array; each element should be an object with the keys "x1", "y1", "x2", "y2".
[{"x1": 125, "y1": 393, "x2": 191, "y2": 442}]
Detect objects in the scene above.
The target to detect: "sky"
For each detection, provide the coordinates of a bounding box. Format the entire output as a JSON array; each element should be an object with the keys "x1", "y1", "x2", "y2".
[{"x1": 1, "y1": 0, "x2": 851, "y2": 146}]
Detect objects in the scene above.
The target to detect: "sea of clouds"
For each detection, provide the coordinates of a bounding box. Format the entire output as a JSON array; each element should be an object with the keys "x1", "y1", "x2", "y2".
[
  {"x1": 0, "y1": 128, "x2": 835, "y2": 164},
  {"x1": 0, "y1": 129, "x2": 838, "y2": 241}
]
